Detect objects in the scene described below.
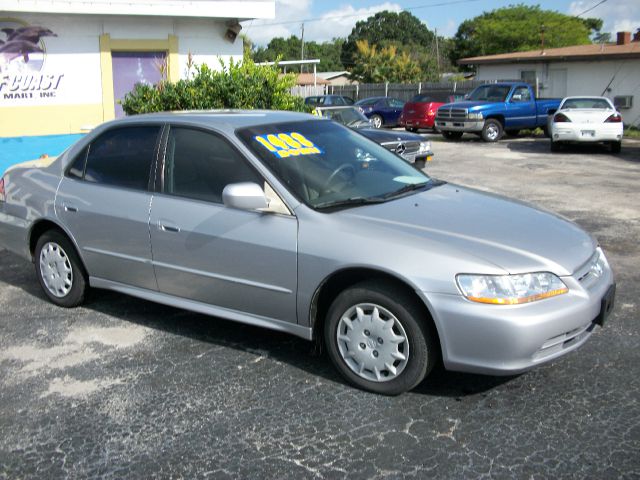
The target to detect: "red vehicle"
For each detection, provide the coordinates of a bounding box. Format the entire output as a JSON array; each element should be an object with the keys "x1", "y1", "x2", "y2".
[{"x1": 399, "y1": 94, "x2": 448, "y2": 132}]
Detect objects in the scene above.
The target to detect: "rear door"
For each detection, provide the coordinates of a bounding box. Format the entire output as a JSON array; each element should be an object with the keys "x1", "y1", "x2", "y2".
[
  {"x1": 56, "y1": 125, "x2": 162, "y2": 290},
  {"x1": 148, "y1": 126, "x2": 298, "y2": 324}
]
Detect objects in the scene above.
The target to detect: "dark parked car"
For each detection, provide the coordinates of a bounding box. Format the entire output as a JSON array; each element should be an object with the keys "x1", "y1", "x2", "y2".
[
  {"x1": 355, "y1": 97, "x2": 405, "y2": 128},
  {"x1": 315, "y1": 106, "x2": 434, "y2": 167},
  {"x1": 304, "y1": 95, "x2": 354, "y2": 107}
]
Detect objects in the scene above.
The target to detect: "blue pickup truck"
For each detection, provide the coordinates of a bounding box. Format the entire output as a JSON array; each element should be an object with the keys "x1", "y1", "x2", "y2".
[{"x1": 435, "y1": 82, "x2": 561, "y2": 142}]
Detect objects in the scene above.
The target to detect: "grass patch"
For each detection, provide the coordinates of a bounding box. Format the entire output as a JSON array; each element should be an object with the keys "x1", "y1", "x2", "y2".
[{"x1": 624, "y1": 127, "x2": 640, "y2": 139}]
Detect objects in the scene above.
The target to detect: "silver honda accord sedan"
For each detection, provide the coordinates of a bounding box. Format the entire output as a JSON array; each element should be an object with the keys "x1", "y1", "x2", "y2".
[{"x1": 0, "y1": 111, "x2": 615, "y2": 395}]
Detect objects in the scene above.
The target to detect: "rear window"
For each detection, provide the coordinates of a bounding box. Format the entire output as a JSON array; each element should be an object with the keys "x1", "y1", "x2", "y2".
[
  {"x1": 561, "y1": 98, "x2": 612, "y2": 109},
  {"x1": 411, "y1": 95, "x2": 434, "y2": 103},
  {"x1": 84, "y1": 126, "x2": 160, "y2": 191}
]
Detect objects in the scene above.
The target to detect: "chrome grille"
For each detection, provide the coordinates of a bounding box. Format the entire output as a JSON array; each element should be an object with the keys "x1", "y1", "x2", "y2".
[
  {"x1": 381, "y1": 141, "x2": 421, "y2": 156},
  {"x1": 436, "y1": 107, "x2": 467, "y2": 120}
]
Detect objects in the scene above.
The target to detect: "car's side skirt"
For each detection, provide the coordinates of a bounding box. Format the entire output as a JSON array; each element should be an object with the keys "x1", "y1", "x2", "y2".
[{"x1": 89, "y1": 277, "x2": 313, "y2": 341}]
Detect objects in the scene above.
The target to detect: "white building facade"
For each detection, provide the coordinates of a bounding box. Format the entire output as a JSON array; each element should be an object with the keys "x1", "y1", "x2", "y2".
[
  {"x1": 0, "y1": 0, "x2": 274, "y2": 137},
  {"x1": 459, "y1": 32, "x2": 640, "y2": 129}
]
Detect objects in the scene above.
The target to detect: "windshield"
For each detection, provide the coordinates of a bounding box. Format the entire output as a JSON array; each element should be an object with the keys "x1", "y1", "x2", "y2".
[
  {"x1": 356, "y1": 98, "x2": 380, "y2": 106},
  {"x1": 320, "y1": 107, "x2": 370, "y2": 126},
  {"x1": 468, "y1": 85, "x2": 511, "y2": 102},
  {"x1": 561, "y1": 98, "x2": 612, "y2": 109},
  {"x1": 237, "y1": 120, "x2": 433, "y2": 210}
]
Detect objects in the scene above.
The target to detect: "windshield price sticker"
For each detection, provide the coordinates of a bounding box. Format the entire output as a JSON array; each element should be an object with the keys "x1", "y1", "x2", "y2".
[{"x1": 254, "y1": 133, "x2": 323, "y2": 158}]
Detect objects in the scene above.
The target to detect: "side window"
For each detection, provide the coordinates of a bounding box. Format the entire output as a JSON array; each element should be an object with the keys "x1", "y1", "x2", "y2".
[
  {"x1": 84, "y1": 126, "x2": 160, "y2": 190},
  {"x1": 164, "y1": 127, "x2": 263, "y2": 204},
  {"x1": 66, "y1": 146, "x2": 89, "y2": 180},
  {"x1": 512, "y1": 87, "x2": 532, "y2": 102},
  {"x1": 390, "y1": 99, "x2": 404, "y2": 108}
]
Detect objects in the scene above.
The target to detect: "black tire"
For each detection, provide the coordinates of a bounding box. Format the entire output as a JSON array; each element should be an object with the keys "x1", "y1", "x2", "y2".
[
  {"x1": 370, "y1": 114, "x2": 383, "y2": 129},
  {"x1": 481, "y1": 119, "x2": 503, "y2": 142},
  {"x1": 324, "y1": 280, "x2": 438, "y2": 395},
  {"x1": 413, "y1": 158, "x2": 426, "y2": 170},
  {"x1": 442, "y1": 131, "x2": 463, "y2": 141},
  {"x1": 505, "y1": 129, "x2": 520, "y2": 137},
  {"x1": 610, "y1": 141, "x2": 621, "y2": 154},
  {"x1": 34, "y1": 230, "x2": 88, "y2": 307}
]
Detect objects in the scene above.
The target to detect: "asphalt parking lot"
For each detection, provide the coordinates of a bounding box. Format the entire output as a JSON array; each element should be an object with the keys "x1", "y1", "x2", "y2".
[{"x1": 1, "y1": 134, "x2": 639, "y2": 479}]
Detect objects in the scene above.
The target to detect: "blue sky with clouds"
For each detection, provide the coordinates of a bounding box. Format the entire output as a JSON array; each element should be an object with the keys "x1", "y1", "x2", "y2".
[{"x1": 243, "y1": 0, "x2": 638, "y2": 45}]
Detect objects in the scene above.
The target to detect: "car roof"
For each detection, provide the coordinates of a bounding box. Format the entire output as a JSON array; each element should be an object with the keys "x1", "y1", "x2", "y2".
[{"x1": 104, "y1": 110, "x2": 316, "y2": 130}]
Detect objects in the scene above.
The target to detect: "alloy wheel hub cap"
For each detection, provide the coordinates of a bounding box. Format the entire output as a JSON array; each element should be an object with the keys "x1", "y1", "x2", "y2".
[
  {"x1": 336, "y1": 303, "x2": 409, "y2": 382},
  {"x1": 39, "y1": 242, "x2": 73, "y2": 298}
]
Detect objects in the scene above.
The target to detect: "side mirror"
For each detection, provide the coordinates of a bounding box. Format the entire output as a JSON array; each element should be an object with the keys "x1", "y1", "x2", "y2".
[
  {"x1": 511, "y1": 94, "x2": 522, "y2": 102},
  {"x1": 222, "y1": 182, "x2": 268, "y2": 211}
]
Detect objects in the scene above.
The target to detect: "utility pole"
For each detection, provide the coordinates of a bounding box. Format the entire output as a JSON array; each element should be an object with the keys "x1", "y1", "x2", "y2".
[
  {"x1": 301, "y1": 23, "x2": 305, "y2": 73},
  {"x1": 540, "y1": 24, "x2": 546, "y2": 54},
  {"x1": 435, "y1": 28, "x2": 440, "y2": 77}
]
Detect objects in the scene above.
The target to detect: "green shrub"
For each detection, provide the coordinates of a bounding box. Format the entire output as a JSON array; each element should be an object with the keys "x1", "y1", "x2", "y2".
[{"x1": 121, "y1": 57, "x2": 307, "y2": 115}]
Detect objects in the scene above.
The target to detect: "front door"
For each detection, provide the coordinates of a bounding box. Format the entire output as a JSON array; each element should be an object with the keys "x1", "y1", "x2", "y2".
[
  {"x1": 112, "y1": 51, "x2": 166, "y2": 118},
  {"x1": 149, "y1": 127, "x2": 298, "y2": 324},
  {"x1": 548, "y1": 69, "x2": 568, "y2": 99},
  {"x1": 506, "y1": 85, "x2": 536, "y2": 129}
]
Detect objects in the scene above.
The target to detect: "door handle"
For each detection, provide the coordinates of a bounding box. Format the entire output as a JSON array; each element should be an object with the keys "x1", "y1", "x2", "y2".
[
  {"x1": 63, "y1": 204, "x2": 78, "y2": 213},
  {"x1": 158, "y1": 221, "x2": 180, "y2": 233}
]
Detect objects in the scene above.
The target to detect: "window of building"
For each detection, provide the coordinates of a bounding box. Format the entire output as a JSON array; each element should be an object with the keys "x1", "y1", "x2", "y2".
[
  {"x1": 520, "y1": 70, "x2": 537, "y2": 87},
  {"x1": 164, "y1": 127, "x2": 263, "y2": 204},
  {"x1": 84, "y1": 126, "x2": 160, "y2": 190}
]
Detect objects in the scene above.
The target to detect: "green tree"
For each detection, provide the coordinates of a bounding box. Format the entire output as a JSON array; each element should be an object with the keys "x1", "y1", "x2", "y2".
[
  {"x1": 252, "y1": 36, "x2": 345, "y2": 72},
  {"x1": 349, "y1": 40, "x2": 422, "y2": 83},
  {"x1": 451, "y1": 4, "x2": 603, "y2": 68},
  {"x1": 341, "y1": 11, "x2": 438, "y2": 80},
  {"x1": 121, "y1": 56, "x2": 306, "y2": 115}
]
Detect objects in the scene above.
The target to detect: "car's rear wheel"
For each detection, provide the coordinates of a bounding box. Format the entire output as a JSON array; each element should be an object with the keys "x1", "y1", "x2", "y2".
[
  {"x1": 324, "y1": 280, "x2": 437, "y2": 395},
  {"x1": 442, "y1": 131, "x2": 463, "y2": 140},
  {"x1": 481, "y1": 119, "x2": 503, "y2": 142},
  {"x1": 35, "y1": 230, "x2": 87, "y2": 307},
  {"x1": 610, "y1": 141, "x2": 621, "y2": 154},
  {"x1": 370, "y1": 114, "x2": 383, "y2": 129}
]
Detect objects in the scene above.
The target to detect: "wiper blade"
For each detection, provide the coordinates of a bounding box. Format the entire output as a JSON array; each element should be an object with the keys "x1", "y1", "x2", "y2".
[
  {"x1": 382, "y1": 179, "x2": 446, "y2": 199},
  {"x1": 314, "y1": 196, "x2": 386, "y2": 210}
]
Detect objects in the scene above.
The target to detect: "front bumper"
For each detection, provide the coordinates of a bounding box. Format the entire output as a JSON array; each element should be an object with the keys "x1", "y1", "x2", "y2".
[
  {"x1": 402, "y1": 117, "x2": 436, "y2": 129},
  {"x1": 435, "y1": 119, "x2": 484, "y2": 132},
  {"x1": 551, "y1": 123, "x2": 623, "y2": 143},
  {"x1": 401, "y1": 150, "x2": 434, "y2": 164},
  {"x1": 424, "y1": 258, "x2": 615, "y2": 375}
]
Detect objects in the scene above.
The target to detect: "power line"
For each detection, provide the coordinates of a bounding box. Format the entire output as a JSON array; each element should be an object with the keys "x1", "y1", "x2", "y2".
[
  {"x1": 573, "y1": 0, "x2": 608, "y2": 17},
  {"x1": 244, "y1": 0, "x2": 484, "y2": 29}
]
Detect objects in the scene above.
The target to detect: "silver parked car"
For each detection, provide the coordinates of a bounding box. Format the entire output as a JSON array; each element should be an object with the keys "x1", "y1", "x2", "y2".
[{"x1": 0, "y1": 111, "x2": 615, "y2": 395}]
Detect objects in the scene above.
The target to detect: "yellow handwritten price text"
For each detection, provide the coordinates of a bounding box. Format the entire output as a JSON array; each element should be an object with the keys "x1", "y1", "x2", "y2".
[{"x1": 254, "y1": 132, "x2": 323, "y2": 158}]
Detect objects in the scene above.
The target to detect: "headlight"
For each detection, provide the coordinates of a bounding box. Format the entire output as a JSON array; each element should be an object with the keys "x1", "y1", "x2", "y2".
[
  {"x1": 456, "y1": 272, "x2": 568, "y2": 305},
  {"x1": 467, "y1": 112, "x2": 483, "y2": 120},
  {"x1": 418, "y1": 141, "x2": 431, "y2": 154}
]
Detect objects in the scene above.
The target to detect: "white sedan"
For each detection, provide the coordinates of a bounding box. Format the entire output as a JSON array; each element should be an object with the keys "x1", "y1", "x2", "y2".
[{"x1": 550, "y1": 96, "x2": 623, "y2": 153}]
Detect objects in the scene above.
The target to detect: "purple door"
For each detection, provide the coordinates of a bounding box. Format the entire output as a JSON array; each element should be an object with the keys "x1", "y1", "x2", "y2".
[{"x1": 112, "y1": 51, "x2": 166, "y2": 118}]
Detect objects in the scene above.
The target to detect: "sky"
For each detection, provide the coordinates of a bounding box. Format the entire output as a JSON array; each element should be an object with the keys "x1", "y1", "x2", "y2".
[{"x1": 242, "y1": 0, "x2": 640, "y2": 46}]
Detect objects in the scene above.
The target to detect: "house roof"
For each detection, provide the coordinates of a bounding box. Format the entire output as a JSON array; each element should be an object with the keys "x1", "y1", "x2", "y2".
[
  {"x1": 316, "y1": 71, "x2": 350, "y2": 80},
  {"x1": 295, "y1": 73, "x2": 330, "y2": 86},
  {"x1": 459, "y1": 41, "x2": 640, "y2": 65}
]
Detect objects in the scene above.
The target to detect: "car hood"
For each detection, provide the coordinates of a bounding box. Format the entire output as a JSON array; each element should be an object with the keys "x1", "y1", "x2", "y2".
[
  {"x1": 357, "y1": 128, "x2": 424, "y2": 143},
  {"x1": 438, "y1": 101, "x2": 498, "y2": 110},
  {"x1": 338, "y1": 183, "x2": 595, "y2": 276}
]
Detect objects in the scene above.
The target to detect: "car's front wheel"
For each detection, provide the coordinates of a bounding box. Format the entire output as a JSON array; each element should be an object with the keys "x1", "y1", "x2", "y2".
[
  {"x1": 481, "y1": 119, "x2": 503, "y2": 142},
  {"x1": 370, "y1": 114, "x2": 383, "y2": 129},
  {"x1": 35, "y1": 230, "x2": 88, "y2": 307},
  {"x1": 324, "y1": 280, "x2": 437, "y2": 395}
]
